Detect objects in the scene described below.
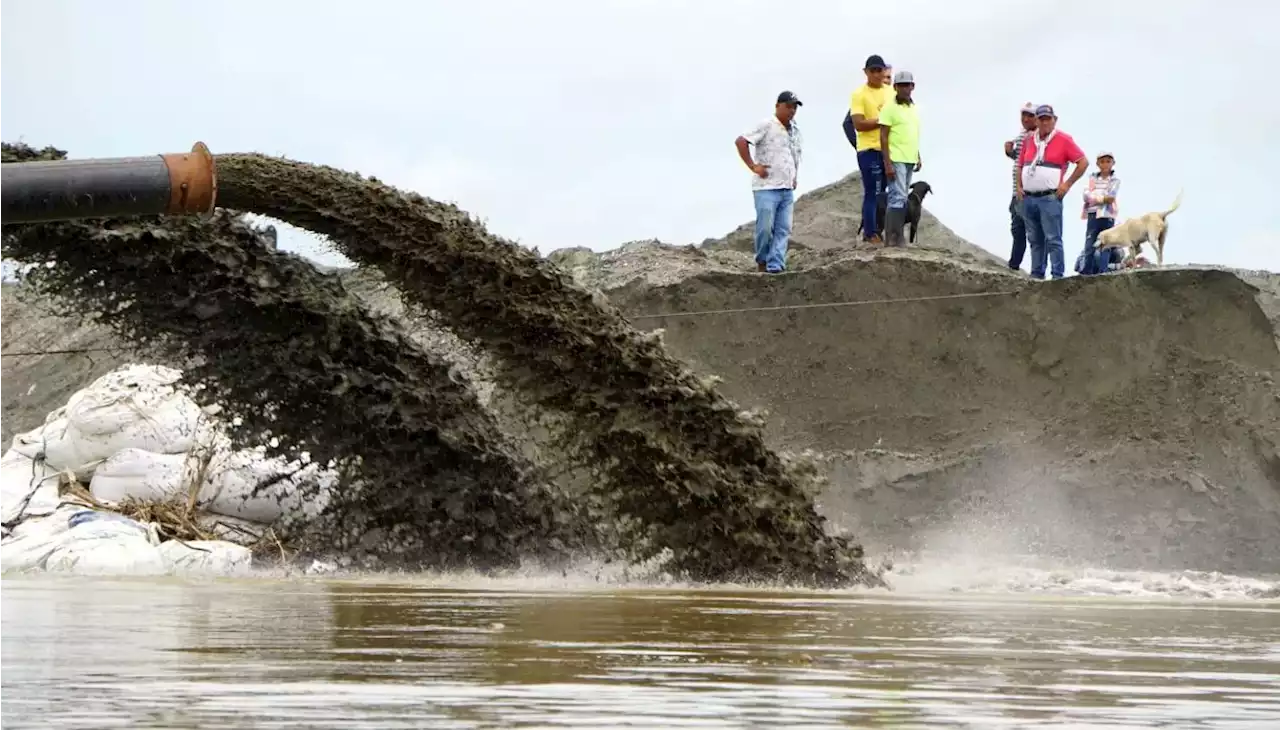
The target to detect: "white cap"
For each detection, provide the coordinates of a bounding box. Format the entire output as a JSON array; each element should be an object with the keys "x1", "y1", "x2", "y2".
[
  {"x1": 893, "y1": 70, "x2": 914, "y2": 85},
  {"x1": 1020, "y1": 102, "x2": 1037, "y2": 114},
  {"x1": 1096, "y1": 150, "x2": 1115, "y2": 160}
]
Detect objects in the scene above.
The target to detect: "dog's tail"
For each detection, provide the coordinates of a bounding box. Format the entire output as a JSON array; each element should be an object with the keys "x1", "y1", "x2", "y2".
[{"x1": 1161, "y1": 189, "x2": 1184, "y2": 219}]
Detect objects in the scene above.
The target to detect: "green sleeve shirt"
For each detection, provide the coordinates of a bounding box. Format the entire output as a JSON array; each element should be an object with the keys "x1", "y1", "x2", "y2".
[{"x1": 878, "y1": 100, "x2": 921, "y2": 165}]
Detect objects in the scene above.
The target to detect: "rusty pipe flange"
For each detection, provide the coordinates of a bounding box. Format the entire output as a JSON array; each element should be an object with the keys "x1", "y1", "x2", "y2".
[{"x1": 160, "y1": 141, "x2": 218, "y2": 215}]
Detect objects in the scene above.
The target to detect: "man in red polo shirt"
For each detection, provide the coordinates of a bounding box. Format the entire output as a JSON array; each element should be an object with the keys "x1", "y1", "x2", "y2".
[{"x1": 1016, "y1": 104, "x2": 1089, "y2": 279}]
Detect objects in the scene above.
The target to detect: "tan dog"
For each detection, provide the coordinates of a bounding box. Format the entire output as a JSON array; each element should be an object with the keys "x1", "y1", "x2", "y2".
[{"x1": 1095, "y1": 190, "x2": 1183, "y2": 265}]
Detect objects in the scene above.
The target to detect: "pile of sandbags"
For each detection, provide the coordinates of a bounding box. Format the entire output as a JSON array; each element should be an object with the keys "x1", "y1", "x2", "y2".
[{"x1": 1, "y1": 364, "x2": 336, "y2": 577}]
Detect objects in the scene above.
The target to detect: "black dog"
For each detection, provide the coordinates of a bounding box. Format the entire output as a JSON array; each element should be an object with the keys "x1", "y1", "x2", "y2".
[
  {"x1": 869, "y1": 180, "x2": 933, "y2": 243},
  {"x1": 906, "y1": 180, "x2": 933, "y2": 243}
]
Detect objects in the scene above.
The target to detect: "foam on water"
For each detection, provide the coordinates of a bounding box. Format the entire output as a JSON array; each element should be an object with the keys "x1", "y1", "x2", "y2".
[
  {"x1": 883, "y1": 555, "x2": 1280, "y2": 601},
  {"x1": 232, "y1": 554, "x2": 1280, "y2": 603}
]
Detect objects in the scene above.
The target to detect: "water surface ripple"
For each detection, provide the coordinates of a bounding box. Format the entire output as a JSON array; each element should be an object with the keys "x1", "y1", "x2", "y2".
[{"x1": 3, "y1": 577, "x2": 1279, "y2": 728}]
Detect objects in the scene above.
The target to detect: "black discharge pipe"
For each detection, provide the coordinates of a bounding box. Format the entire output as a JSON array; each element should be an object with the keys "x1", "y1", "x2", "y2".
[{"x1": 1, "y1": 142, "x2": 217, "y2": 223}]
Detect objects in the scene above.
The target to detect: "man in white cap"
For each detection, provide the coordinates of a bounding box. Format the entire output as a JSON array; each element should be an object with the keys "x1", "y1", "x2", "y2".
[
  {"x1": 1004, "y1": 102, "x2": 1038, "y2": 271},
  {"x1": 878, "y1": 70, "x2": 922, "y2": 247},
  {"x1": 1015, "y1": 104, "x2": 1088, "y2": 279}
]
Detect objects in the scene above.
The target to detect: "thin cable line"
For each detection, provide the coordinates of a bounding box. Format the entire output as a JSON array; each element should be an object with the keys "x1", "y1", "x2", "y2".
[
  {"x1": 1, "y1": 346, "x2": 133, "y2": 357},
  {"x1": 627, "y1": 290, "x2": 1019, "y2": 320}
]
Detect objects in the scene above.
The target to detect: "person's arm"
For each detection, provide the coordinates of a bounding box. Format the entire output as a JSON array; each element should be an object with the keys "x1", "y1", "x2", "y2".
[
  {"x1": 879, "y1": 126, "x2": 893, "y2": 176},
  {"x1": 1004, "y1": 138, "x2": 1016, "y2": 159},
  {"x1": 879, "y1": 104, "x2": 896, "y2": 175},
  {"x1": 735, "y1": 122, "x2": 769, "y2": 177},
  {"x1": 1103, "y1": 177, "x2": 1119, "y2": 204},
  {"x1": 1015, "y1": 140, "x2": 1025, "y2": 199},
  {"x1": 851, "y1": 89, "x2": 879, "y2": 132},
  {"x1": 1059, "y1": 156, "x2": 1088, "y2": 198},
  {"x1": 1055, "y1": 137, "x2": 1089, "y2": 198},
  {"x1": 854, "y1": 116, "x2": 880, "y2": 131},
  {"x1": 793, "y1": 129, "x2": 803, "y2": 189}
]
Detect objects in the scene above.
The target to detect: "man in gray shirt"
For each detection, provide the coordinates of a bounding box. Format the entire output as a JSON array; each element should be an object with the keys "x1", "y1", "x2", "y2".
[{"x1": 735, "y1": 91, "x2": 803, "y2": 273}]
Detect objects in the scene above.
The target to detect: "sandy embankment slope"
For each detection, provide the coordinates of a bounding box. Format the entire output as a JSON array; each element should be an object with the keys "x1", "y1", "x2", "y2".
[
  {"x1": 5, "y1": 171, "x2": 1279, "y2": 576},
  {"x1": 550, "y1": 173, "x2": 1280, "y2": 576}
]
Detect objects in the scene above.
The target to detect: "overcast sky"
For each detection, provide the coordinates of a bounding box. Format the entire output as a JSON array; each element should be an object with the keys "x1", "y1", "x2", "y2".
[{"x1": 3, "y1": 0, "x2": 1277, "y2": 272}]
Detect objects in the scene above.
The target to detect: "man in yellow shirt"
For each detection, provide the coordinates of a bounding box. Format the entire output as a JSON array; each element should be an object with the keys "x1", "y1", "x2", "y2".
[
  {"x1": 849, "y1": 54, "x2": 894, "y2": 244},
  {"x1": 878, "y1": 70, "x2": 922, "y2": 247}
]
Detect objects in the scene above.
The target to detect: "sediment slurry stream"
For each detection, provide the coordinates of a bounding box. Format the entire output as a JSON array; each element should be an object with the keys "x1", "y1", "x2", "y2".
[
  {"x1": 211, "y1": 153, "x2": 877, "y2": 587},
  {"x1": 1, "y1": 143, "x2": 585, "y2": 572},
  {"x1": 1, "y1": 145, "x2": 877, "y2": 587}
]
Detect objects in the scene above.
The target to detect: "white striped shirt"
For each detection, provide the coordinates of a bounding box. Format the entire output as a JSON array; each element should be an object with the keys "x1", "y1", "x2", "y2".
[
  {"x1": 1083, "y1": 173, "x2": 1121, "y2": 219},
  {"x1": 1007, "y1": 129, "x2": 1031, "y2": 193}
]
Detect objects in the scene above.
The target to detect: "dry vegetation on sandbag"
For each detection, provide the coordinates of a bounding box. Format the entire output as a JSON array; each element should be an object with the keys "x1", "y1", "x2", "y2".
[
  {"x1": 214, "y1": 153, "x2": 880, "y2": 587},
  {"x1": 2, "y1": 142, "x2": 588, "y2": 572}
]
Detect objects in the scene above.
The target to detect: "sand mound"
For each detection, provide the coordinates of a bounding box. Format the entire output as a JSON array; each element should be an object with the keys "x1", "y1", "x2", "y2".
[{"x1": 553, "y1": 175, "x2": 1280, "y2": 576}]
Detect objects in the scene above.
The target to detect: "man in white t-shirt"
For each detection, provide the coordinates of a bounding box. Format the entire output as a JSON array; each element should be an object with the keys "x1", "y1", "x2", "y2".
[{"x1": 735, "y1": 91, "x2": 803, "y2": 273}]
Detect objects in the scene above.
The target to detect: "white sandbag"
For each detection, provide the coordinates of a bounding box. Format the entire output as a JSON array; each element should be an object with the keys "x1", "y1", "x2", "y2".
[
  {"x1": 198, "y1": 446, "x2": 335, "y2": 524},
  {"x1": 44, "y1": 512, "x2": 165, "y2": 576},
  {"x1": 8, "y1": 416, "x2": 71, "y2": 460},
  {"x1": 0, "y1": 504, "x2": 85, "y2": 573},
  {"x1": 158, "y1": 540, "x2": 252, "y2": 576},
  {"x1": 40, "y1": 365, "x2": 214, "y2": 477},
  {"x1": 195, "y1": 512, "x2": 269, "y2": 546},
  {"x1": 89, "y1": 448, "x2": 200, "y2": 505},
  {"x1": 1, "y1": 448, "x2": 62, "y2": 524}
]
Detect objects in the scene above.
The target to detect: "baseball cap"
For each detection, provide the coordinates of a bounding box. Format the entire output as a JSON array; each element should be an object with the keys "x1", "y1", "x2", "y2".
[
  {"x1": 864, "y1": 54, "x2": 887, "y2": 70},
  {"x1": 893, "y1": 70, "x2": 914, "y2": 85},
  {"x1": 1096, "y1": 150, "x2": 1115, "y2": 160},
  {"x1": 776, "y1": 90, "x2": 803, "y2": 106},
  {"x1": 1020, "y1": 102, "x2": 1037, "y2": 114},
  {"x1": 1035, "y1": 104, "x2": 1056, "y2": 118}
]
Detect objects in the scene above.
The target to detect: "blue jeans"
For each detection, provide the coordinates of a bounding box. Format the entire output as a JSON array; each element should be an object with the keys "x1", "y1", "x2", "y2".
[
  {"x1": 753, "y1": 188, "x2": 794, "y2": 273},
  {"x1": 887, "y1": 162, "x2": 913, "y2": 210},
  {"x1": 1008, "y1": 195, "x2": 1027, "y2": 270},
  {"x1": 1096, "y1": 245, "x2": 1123, "y2": 273},
  {"x1": 856, "y1": 149, "x2": 885, "y2": 238},
  {"x1": 1080, "y1": 213, "x2": 1115, "y2": 276},
  {"x1": 1022, "y1": 193, "x2": 1065, "y2": 279}
]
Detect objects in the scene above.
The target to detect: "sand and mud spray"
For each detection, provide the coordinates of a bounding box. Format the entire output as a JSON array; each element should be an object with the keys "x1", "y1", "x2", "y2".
[{"x1": 2, "y1": 144, "x2": 879, "y2": 587}]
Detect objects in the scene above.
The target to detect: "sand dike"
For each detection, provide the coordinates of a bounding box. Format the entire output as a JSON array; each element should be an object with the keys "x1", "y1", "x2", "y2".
[
  {"x1": 551, "y1": 174, "x2": 1280, "y2": 577},
  {"x1": 2, "y1": 145, "x2": 879, "y2": 587},
  {"x1": 1, "y1": 143, "x2": 583, "y2": 572}
]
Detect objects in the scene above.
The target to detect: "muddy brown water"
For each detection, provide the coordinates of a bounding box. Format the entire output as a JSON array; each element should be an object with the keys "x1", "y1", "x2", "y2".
[{"x1": 3, "y1": 575, "x2": 1279, "y2": 728}]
